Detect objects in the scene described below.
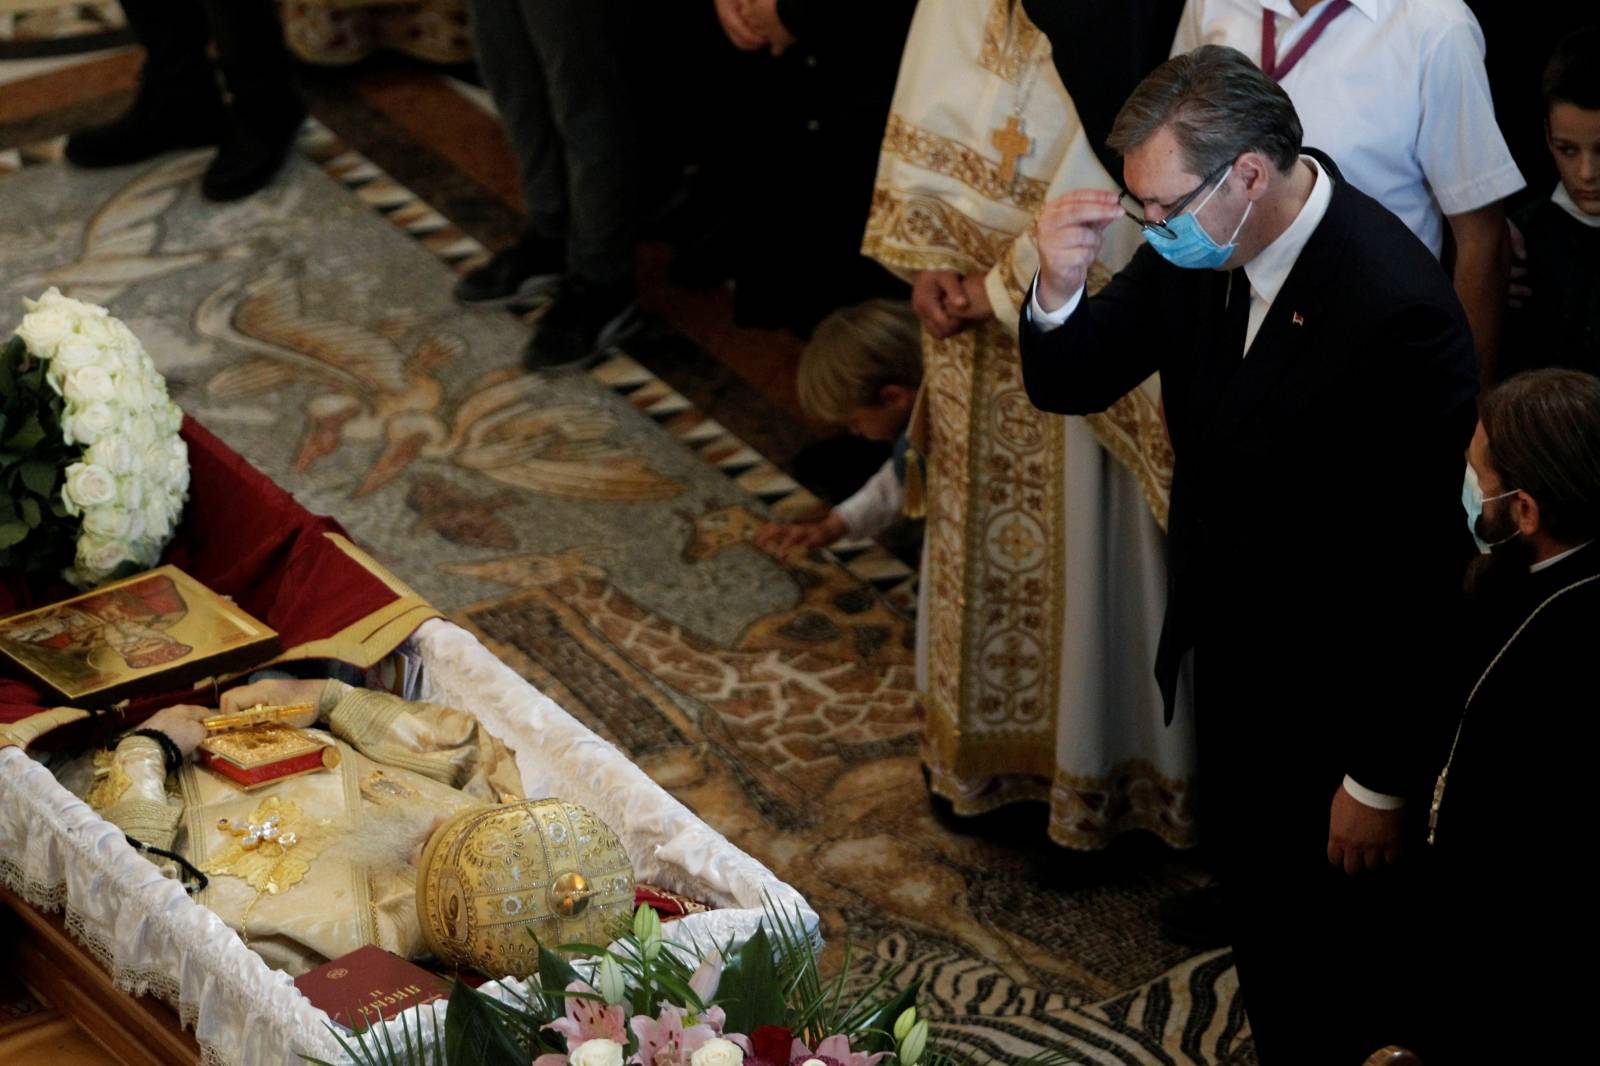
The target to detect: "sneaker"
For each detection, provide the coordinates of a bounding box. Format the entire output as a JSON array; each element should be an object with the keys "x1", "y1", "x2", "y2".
[
  {"x1": 454, "y1": 233, "x2": 565, "y2": 307},
  {"x1": 522, "y1": 279, "x2": 639, "y2": 370},
  {"x1": 1156, "y1": 882, "x2": 1232, "y2": 949},
  {"x1": 200, "y1": 103, "x2": 307, "y2": 203},
  {"x1": 65, "y1": 83, "x2": 227, "y2": 169}
]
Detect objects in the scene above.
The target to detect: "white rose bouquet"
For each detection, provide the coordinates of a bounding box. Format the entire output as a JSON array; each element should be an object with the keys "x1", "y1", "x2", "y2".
[{"x1": 1, "y1": 288, "x2": 188, "y2": 588}]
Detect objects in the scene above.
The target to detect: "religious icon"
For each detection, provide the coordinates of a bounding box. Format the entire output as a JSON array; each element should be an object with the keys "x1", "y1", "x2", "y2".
[{"x1": 0, "y1": 565, "x2": 279, "y2": 705}]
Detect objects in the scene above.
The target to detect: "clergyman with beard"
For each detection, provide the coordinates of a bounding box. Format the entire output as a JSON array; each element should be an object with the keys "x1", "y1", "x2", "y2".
[{"x1": 1424, "y1": 367, "x2": 1600, "y2": 1058}]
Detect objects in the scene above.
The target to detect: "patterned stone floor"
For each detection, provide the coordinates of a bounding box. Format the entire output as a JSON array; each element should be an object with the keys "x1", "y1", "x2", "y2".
[{"x1": 0, "y1": 33, "x2": 1253, "y2": 1065}]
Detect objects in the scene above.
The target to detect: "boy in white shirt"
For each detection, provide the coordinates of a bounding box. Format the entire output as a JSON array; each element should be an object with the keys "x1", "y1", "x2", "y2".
[{"x1": 758, "y1": 300, "x2": 921, "y2": 554}]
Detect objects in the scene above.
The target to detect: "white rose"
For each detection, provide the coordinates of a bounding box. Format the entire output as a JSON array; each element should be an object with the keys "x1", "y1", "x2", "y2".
[
  {"x1": 114, "y1": 369, "x2": 148, "y2": 407},
  {"x1": 161, "y1": 402, "x2": 184, "y2": 436},
  {"x1": 81, "y1": 504, "x2": 132, "y2": 540},
  {"x1": 63, "y1": 463, "x2": 118, "y2": 510},
  {"x1": 126, "y1": 413, "x2": 158, "y2": 448},
  {"x1": 65, "y1": 365, "x2": 117, "y2": 404},
  {"x1": 569, "y1": 1040, "x2": 624, "y2": 1066},
  {"x1": 74, "y1": 314, "x2": 119, "y2": 349},
  {"x1": 129, "y1": 536, "x2": 162, "y2": 569},
  {"x1": 141, "y1": 496, "x2": 171, "y2": 541},
  {"x1": 16, "y1": 307, "x2": 75, "y2": 357},
  {"x1": 691, "y1": 1039, "x2": 745, "y2": 1066},
  {"x1": 87, "y1": 437, "x2": 137, "y2": 476},
  {"x1": 118, "y1": 474, "x2": 145, "y2": 511},
  {"x1": 63, "y1": 401, "x2": 117, "y2": 446},
  {"x1": 52, "y1": 336, "x2": 102, "y2": 372},
  {"x1": 124, "y1": 507, "x2": 147, "y2": 543},
  {"x1": 77, "y1": 533, "x2": 129, "y2": 577}
]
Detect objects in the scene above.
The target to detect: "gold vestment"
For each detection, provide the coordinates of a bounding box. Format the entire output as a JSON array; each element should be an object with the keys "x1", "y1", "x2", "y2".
[{"x1": 60, "y1": 681, "x2": 525, "y2": 975}]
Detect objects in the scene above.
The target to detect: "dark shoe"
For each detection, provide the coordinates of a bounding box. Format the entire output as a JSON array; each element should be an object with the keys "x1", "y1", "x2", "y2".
[
  {"x1": 65, "y1": 86, "x2": 226, "y2": 168},
  {"x1": 522, "y1": 279, "x2": 640, "y2": 370},
  {"x1": 1156, "y1": 882, "x2": 1232, "y2": 949},
  {"x1": 200, "y1": 105, "x2": 306, "y2": 202},
  {"x1": 454, "y1": 233, "x2": 565, "y2": 307}
]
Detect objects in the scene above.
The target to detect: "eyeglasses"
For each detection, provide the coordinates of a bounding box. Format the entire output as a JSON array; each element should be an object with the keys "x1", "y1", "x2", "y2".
[{"x1": 1120, "y1": 158, "x2": 1235, "y2": 240}]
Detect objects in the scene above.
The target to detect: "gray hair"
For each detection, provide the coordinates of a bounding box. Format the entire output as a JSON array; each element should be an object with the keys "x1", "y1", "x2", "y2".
[{"x1": 1108, "y1": 44, "x2": 1303, "y2": 177}]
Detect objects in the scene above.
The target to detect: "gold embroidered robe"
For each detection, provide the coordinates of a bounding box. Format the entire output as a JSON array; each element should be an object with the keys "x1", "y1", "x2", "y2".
[
  {"x1": 62, "y1": 682, "x2": 524, "y2": 975},
  {"x1": 863, "y1": 0, "x2": 1195, "y2": 847}
]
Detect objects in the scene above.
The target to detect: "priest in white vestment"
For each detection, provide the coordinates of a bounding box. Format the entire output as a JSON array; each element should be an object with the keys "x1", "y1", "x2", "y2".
[{"x1": 863, "y1": 0, "x2": 1196, "y2": 848}]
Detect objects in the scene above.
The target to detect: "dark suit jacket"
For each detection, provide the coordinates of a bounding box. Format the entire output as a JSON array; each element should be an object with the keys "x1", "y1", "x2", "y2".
[{"x1": 1019, "y1": 152, "x2": 1478, "y2": 805}]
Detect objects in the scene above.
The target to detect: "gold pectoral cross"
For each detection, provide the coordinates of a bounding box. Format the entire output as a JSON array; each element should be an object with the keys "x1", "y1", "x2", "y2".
[{"x1": 991, "y1": 115, "x2": 1031, "y2": 186}]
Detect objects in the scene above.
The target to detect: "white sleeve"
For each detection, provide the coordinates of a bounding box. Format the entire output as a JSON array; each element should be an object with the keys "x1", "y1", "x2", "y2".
[
  {"x1": 1026, "y1": 274, "x2": 1085, "y2": 332},
  {"x1": 1342, "y1": 775, "x2": 1406, "y2": 811},
  {"x1": 1415, "y1": 18, "x2": 1524, "y2": 215},
  {"x1": 1170, "y1": 0, "x2": 1205, "y2": 57},
  {"x1": 834, "y1": 458, "x2": 905, "y2": 539}
]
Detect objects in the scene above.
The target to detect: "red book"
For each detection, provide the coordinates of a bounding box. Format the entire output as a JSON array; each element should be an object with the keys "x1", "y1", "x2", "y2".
[{"x1": 294, "y1": 946, "x2": 450, "y2": 1030}]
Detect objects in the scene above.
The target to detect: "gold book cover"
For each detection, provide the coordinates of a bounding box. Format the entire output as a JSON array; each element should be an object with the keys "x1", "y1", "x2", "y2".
[
  {"x1": 0, "y1": 565, "x2": 280, "y2": 706},
  {"x1": 198, "y1": 724, "x2": 341, "y2": 790}
]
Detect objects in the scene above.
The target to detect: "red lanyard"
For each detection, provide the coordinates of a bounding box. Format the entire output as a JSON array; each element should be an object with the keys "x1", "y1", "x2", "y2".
[{"x1": 1261, "y1": 0, "x2": 1352, "y2": 82}]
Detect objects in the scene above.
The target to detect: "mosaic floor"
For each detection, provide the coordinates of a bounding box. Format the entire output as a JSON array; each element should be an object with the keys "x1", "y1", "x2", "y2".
[{"x1": 0, "y1": 32, "x2": 1253, "y2": 1065}]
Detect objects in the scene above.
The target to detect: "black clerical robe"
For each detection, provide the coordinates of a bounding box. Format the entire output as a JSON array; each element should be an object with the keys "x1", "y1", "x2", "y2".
[
  {"x1": 1420, "y1": 542, "x2": 1599, "y2": 1058},
  {"x1": 1019, "y1": 153, "x2": 1479, "y2": 1063}
]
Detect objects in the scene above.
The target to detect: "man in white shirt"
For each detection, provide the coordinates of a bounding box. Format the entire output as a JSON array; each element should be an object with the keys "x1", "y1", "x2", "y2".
[
  {"x1": 1171, "y1": 0, "x2": 1524, "y2": 381},
  {"x1": 1020, "y1": 46, "x2": 1478, "y2": 1060}
]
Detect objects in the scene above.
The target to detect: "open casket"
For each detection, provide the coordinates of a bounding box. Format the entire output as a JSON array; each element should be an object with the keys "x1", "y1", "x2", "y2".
[{"x1": 0, "y1": 420, "x2": 816, "y2": 1066}]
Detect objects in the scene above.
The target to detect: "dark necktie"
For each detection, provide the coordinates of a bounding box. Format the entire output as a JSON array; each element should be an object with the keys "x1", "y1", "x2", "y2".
[{"x1": 1207, "y1": 267, "x2": 1251, "y2": 389}]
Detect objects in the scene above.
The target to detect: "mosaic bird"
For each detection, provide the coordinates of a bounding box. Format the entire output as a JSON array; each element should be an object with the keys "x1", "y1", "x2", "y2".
[
  {"x1": 13, "y1": 151, "x2": 248, "y2": 305},
  {"x1": 196, "y1": 263, "x2": 682, "y2": 502},
  {"x1": 196, "y1": 260, "x2": 449, "y2": 473}
]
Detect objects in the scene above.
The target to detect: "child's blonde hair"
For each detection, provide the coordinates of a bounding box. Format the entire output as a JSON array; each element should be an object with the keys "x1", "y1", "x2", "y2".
[{"x1": 796, "y1": 299, "x2": 922, "y2": 424}]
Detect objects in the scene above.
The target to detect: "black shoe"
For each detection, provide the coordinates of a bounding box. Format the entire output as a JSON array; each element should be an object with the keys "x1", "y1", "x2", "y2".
[
  {"x1": 454, "y1": 233, "x2": 565, "y2": 307},
  {"x1": 200, "y1": 105, "x2": 306, "y2": 202},
  {"x1": 65, "y1": 85, "x2": 227, "y2": 169},
  {"x1": 1156, "y1": 882, "x2": 1232, "y2": 949},
  {"x1": 522, "y1": 279, "x2": 639, "y2": 370}
]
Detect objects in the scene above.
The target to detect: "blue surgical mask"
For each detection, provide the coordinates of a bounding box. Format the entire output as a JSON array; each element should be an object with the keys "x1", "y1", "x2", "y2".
[
  {"x1": 1462, "y1": 463, "x2": 1519, "y2": 554},
  {"x1": 1143, "y1": 170, "x2": 1253, "y2": 270}
]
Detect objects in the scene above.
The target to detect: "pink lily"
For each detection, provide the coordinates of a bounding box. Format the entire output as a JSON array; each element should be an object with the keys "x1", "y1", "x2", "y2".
[
  {"x1": 629, "y1": 1005, "x2": 718, "y2": 1066},
  {"x1": 688, "y1": 952, "x2": 724, "y2": 1006},
  {"x1": 545, "y1": 980, "x2": 629, "y2": 1051},
  {"x1": 789, "y1": 1035, "x2": 888, "y2": 1066}
]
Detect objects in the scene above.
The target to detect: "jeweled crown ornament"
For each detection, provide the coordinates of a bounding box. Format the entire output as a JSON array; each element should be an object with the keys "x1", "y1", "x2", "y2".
[{"x1": 416, "y1": 799, "x2": 634, "y2": 978}]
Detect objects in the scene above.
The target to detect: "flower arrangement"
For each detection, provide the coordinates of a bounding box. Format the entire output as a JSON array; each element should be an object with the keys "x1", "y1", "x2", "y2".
[
  {"x1": 1, "y1": 288, "x2": 188, "y2": 588},
  {"x1": 312, "y1": 903, "x2": 1011, "y2": 1066}
]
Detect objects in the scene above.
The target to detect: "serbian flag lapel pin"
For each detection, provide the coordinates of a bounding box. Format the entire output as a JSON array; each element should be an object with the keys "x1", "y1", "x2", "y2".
[{"x1": 1291, "y1": 311, "x2": 1306, "y2": 327}]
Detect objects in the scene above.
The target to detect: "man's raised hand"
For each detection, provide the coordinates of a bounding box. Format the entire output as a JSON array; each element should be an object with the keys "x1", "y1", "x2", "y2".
[{"x1": 1035, "y1": 189, "x2": 1123, "y2": 312}]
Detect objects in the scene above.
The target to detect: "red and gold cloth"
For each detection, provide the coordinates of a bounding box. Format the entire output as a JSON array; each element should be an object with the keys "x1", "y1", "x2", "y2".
[{"x1": 0, "y1": 417, "x2": 437, "y2": 731}]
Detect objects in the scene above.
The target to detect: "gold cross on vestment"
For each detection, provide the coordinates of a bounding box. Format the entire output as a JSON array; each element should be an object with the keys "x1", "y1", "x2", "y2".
[{"x1": 991, "y1": 115, "x2": 1031, "y2": 186}]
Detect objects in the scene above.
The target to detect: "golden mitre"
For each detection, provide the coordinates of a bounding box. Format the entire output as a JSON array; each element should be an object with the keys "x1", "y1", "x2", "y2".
[{"x1": 416, "y1": 798, "x2": 635, "y2": 978}]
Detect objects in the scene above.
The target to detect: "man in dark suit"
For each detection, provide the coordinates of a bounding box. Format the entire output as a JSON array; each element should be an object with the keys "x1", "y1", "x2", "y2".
[{"x1": 1019, "y1": 46, "x2": 1478, "y2": 1060}]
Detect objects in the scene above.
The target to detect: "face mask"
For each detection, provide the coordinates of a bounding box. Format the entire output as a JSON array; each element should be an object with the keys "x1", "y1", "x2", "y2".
[
  {"x1": 1143, "y1": 169, "x2": 1254, "y2": 270},
  {"x1": 1462, "y1": 463, "x2": 1520, "y2": 554}
]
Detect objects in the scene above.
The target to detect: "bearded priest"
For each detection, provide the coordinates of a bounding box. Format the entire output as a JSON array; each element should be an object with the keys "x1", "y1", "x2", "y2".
[{"x1": 57, "y1": 677, "x2": 635, "y2": 978}]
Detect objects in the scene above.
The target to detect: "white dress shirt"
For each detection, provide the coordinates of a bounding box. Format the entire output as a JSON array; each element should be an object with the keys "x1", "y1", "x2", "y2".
[
  {"x1": 1029, "y1": 158, "x2": 1405, "y2": 809},
  {"x1": 1171, "y1": 0, "x2": 1523, "y2": 258},
  {"x1": 1553, "y1": 183, "x2": 1600, "y2": 229},
  {"x1": 833, "y1": 457, "x2": 906, "y2": 539}
]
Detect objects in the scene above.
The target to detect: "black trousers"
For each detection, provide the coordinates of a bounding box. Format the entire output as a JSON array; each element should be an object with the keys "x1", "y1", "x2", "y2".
[
  {"x1": 464, "y1": 0, "x2": 637, "y2": 287},
  {"x1": 118, "y1": 0, "x2": 299, "y2": 132},
  {"x1": 1195, "y1": 645, "x2": 1426, "y2": 1064}
]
